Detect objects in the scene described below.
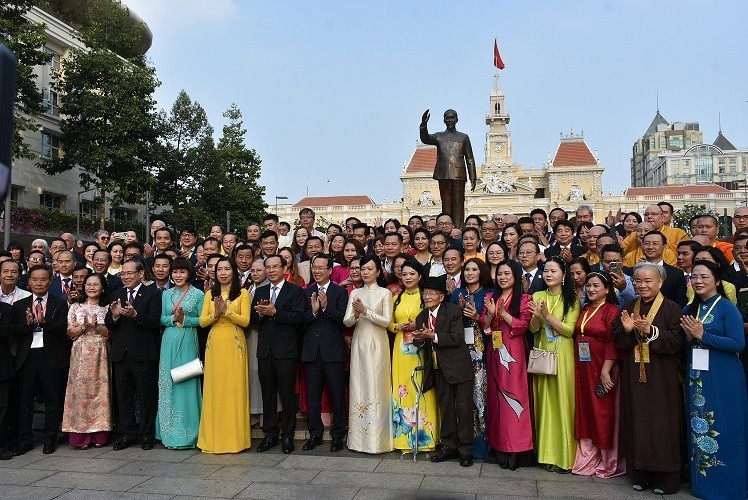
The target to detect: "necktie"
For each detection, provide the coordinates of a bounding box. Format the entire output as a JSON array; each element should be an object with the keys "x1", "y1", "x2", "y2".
[
  {"x1": 128, "y1": 289, "x2": 135, "y2": 305},
  {"x1": 158, "y1": 285, "x2": 165, "y2": 292},
  {"x1": 35, "y1": 297, "x2": 43, "y2": 325},
  {"x1": 525, "y1": 272, "x2": 532, "y2": 286},
  {"x1": 271, "y1": 285, "x2": 278, "y2": 303},
  {"x1": 429, "y1": 313, "x2": 436, "y2": 331},
  {"x1": 62, "y1": 278, "x2": 71, "y2": 294},
  {"x1": 318, "y1": 285, "x2": 326, "y2": 295}
]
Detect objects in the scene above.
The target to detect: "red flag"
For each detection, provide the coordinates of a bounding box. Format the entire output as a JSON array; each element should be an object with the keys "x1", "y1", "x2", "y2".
[{"x1": 493, "y1": 39, "x2": 505, "y2": 70}]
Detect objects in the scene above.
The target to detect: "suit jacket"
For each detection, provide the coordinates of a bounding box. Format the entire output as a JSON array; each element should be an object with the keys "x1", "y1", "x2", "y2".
[
  {"x1": 251, "y1": 281, "x2": 308, "y2": 360},
  {"x1": 0, "y1": 303, "x2": 18, "y2": 381},
  {"x1": 49, "y1": 275, "x2": 72, "y2": 302},
  {"x1": 522, "y1": 266, "x2": 545, "y2": 295},
  {"x1": 106, "y1": 273, "x2": 124, "y2": 295},
  {"x1": 14, "y1": 294, "x2": 70, "y2": 371},
  {"x1": 623, "y1": 262, "x2": 688, "y2": 307},
  {"x1": 301, "y1": 282, "x2": 348, "y2": 363},
  {"x1": 416, "y1": 302, "x2": 473, "y2": 385},
  {"x1": 105, "y1": 284, "x2": 162, "y2": 362},
  {"x1": 544, "y1": 244, "x2": 586, "y2": 260}
]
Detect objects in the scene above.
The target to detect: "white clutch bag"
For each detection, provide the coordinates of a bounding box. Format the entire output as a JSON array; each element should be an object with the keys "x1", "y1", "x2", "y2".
[{"x1": 170, "y1": 358, "x2": 203, "y2": 383}]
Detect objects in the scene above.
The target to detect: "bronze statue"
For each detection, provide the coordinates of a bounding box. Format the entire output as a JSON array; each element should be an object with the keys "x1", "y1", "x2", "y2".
[{"x1": 420, "y1": 109, "x2": 476, "y2": 226}]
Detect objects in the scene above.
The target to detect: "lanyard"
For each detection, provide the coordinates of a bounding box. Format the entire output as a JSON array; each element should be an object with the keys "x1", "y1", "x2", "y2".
[
  {"x1": 492, "y1": 292, "x2": 512, "y2": 329},
  {"x1": 580, "y1": 301, "x2": 605, "y2": 336},
  {"x1": 695, "y1": 296, "x2": 721, "y2": 323},
  {"x1": 546, "y1": 293, "x2": 561, "y2": 314}
]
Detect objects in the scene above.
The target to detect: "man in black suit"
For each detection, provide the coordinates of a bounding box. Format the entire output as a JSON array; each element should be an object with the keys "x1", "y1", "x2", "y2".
[
  {"x1": 517, "y1": 240, "x2": 545, "y2": 294},
  {"x1": 624, "y1": 231, "x2": 687, "y2": 307},
  {"x1": 413, "y1": 276, "x2": 475, "y2": 467},
  {"x1": 301, "y1": 254, "x2": 348, "y2": 452},
  {"x1": 91, "y1": 250, "x2": 123, "y2": 294},
  {"x1": 105, "y1": 259, "x2": 161, "y2": 451},
  {"x1": 48, "y1": 250, "x2": 76, "y2": 301},
  {"x1": 251, "y1": 254, "x2": 307, "y2": 454},
  {"x1": 0, "y1": 301, "x2": 18, "y2": 460},
  {"x1": 13, "y1": 266, "x2": 70, "y2": 455}
]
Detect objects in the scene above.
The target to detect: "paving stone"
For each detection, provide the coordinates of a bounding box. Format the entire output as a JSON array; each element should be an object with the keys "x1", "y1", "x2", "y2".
[
  {"x1": 95, "y1": 446, "x2": 198, "y2": 463},
  {"x1": 49, "y1": 444, "x2": 112, "y2": 458},
  {"x1": 130, "y1": 476, "x2": 252, "y2": 498},
  {"x1": 234, "y1": 482, "x2": 360, "y2": 499},
  {"x1": 355, "y1": 488, "x2": 477, "y2": 500},
  {"x1": 420, "y1": 474, "x2": 538, "y2": 496},
  {"x1": 0, "y1": 468, "x2": 57, "y2": 486},
  {"x1": 311, "y1": 470, "x2": 424, "y2": 490},
  {"x1": 206, "y1": 464, "x2": 319, "y2": 483},
  {"x1": 537, "y1": 480, "x2": 639, "y2": 499},
  {"x1": 182, "y1": 450, "x2": 285, "y2": 467},
  {"x1": 374, "y1": 457, "x2": 481, "y2": 477},
  {"x1": 32, "y1": 471, "x2": 151, "y2": 491},
  {"x1": 23, "y1": 456, "x2": 130, "y2": 473},
  {"x1": 279, "y1": 454, "x2": 382, "y2": 472},
  {"x1": 590, "y1": 474, "x2": 631, "y2": 484},
  {"x1": 112, "y1": 460, "x2": 222, "y2": 478},
  {"x1": 480, "y1": 464, "x2": 592, "y2": 482},
  {"x1": 52, "y1": 491, "x2": 173, "y2": 500},
  {"x1": 0, "y1": 484, "x2": 69, "y2": 499},
  {"x1": 0, "y1": 452, "x2": 46, "y2": 468}
]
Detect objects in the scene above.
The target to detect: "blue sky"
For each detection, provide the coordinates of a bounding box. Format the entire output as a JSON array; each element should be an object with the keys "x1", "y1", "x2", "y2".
[{"x1": 127, "y1": 0, "x2": 748, "y2": 205}]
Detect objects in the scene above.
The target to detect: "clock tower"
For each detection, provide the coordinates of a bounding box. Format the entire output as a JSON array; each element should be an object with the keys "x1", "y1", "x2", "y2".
[{"x1": 484, "y1": 74, "x2": 512, "y2": 168}]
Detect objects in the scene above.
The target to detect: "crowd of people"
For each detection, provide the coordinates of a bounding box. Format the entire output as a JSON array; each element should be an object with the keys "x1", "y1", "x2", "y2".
[{"x1": 0, "y1": 202, "x2": 746, "y2": 498}]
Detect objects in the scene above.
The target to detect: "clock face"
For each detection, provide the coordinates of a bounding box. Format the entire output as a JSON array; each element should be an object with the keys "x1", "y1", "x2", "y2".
[{"x1": 493, "y1": 136, "x2": 506, "y2": 153}]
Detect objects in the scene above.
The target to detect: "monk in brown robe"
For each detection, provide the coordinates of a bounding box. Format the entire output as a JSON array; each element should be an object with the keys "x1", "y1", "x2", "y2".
[{"x1": 612, "y1": 262, "x2": 683, "y2": 495}]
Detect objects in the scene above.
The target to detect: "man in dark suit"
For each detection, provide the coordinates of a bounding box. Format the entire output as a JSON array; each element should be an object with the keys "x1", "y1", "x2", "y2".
[
  {"x1": 13, "y1": 266, "x2": 70, "y2": 455},
  {"x1": 105, "y1": 259, "x2": 161, "y2": 451},
  {"x1": 517, "y1": 240, "x2": 545, "y2": 294},
  {"x1": 0, "y1": 301, "x2": 18, "y2": 460},
  {"x1": 301, "y1": 254, "x2": 348, "y2": 452},
  {"x1": 413, "y1": 276, "x2": 474, "y2": 467},
  {"x1": 91, "y1": 250, "x2": 123, "y2": 294},
  {"x1": 624, "y1": 231, "x2": 687, "y2": 307},
  {"x1": 251, "y1": 254, "x2": 307, "y2": 454},
  {"x1": 544, "y1": 220, "x2": 586, "y2": 262},
  {"x1": 48, "y1": 250, "x2": 76, "y2": 302}
]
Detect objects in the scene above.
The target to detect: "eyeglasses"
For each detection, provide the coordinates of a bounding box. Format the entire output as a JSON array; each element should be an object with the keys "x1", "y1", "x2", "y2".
[
  {"x1": 436, "y1": 222, "x2": 452, "y2": 227},
  {"x1": 734, "y1": 215, "x2": 748, "y2": 220},
  {"x1": 348, "y1": 267, "x2": 361, "y2": 272},
  {"x1": 518, "y1": 251, "x2": 537, "y2": 257},
  {"x1": 431, "y1": 240, "x2": 447, "y2": 246},
  {"x1": 422, "y1": 290, "x2": 443, "y2": 297},
  {"x1": 120, "y1": 270, "x2": 141, "y2": 277}
]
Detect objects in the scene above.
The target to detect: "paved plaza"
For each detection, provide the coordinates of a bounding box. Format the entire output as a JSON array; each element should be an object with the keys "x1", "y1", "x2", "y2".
[{"x1": 0, "y1": 436, "x2": 696, "y2": 500}]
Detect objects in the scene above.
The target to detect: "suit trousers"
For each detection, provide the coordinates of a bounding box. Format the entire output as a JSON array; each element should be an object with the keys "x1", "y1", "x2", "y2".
[
  {"x1": 435, "y1": 369, "x2": 474, "y2": 457},
  {"x1": 305, "y1": 355, "x2": 347, "y2": 439},
  {"x1": 0, "y1": 379, "x2": 9, "y2": 450},
  {"x1": 113, "y1": 352, "x2": 158, "y2": 440},
  {"x1": 17, "y1": 349, "x2": 63, "y2": 446},
  {"x1": 258, "y1": 356, "x2": 298, "y2": 438},
  {"x1": 438, "y1": 179, "x2": 466, "y2": 229}
]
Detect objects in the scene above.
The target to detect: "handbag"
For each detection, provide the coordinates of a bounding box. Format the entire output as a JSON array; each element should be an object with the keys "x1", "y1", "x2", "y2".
[
  {"x1": 169, "y1": 288, "x2": 204, "y2": 383},
  {"x1": 527, "y1": 327, "x2": 559, "y2": 376}
]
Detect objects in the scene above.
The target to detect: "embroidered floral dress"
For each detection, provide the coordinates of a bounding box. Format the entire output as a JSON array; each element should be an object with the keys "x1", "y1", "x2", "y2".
[
  {"x1": 62, "y1": 302, "x2": 111, "y2": 447},
  {"x1": 155, "y1": 286, "x2": 204, "y2": 449},
  {"x1": 389, "y1": 289, "x2": 439, "y2": 451},
  {"x1": 685, "y1": 295, "x2": 748, "y2": 500}
]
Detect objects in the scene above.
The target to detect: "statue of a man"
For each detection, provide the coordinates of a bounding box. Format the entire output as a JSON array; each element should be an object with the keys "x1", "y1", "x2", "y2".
[{"x1": 420, "y1": 109, "x2": 476, "y2": 226}]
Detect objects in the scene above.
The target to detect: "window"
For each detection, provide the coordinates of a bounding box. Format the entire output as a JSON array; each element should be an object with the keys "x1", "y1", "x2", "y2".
[
  {"x1": 44, "y1": 47, "x2": 61, "y2": 72},
  {"x1": 40, "y1": 132, "x2": 60, "y2": 159},
  {"x1": 730, "y1": 158, "x2": 737, "y2": 174},
  {"x1": 659, "y1": 136, "x2": 666, "y2": 148},
  {"x1": 669, "y1": 135, "x2": 683, "y2": 150},
  {"x1": 40, "y1": 192, "x2": 63, "y2": 210},
  {"x1": 42, "y1": 88, "x2": 59, "y2": 116},
  {"x1": 10, "y1": 186, "x2": 19, "y2": 207},
  {"x1": 112, "y1": 207, "x2": 136, "y2": 222},
  {"x1": 534, "y1": 188, "x2": 545, "y2": 199},
  {"x1": 80, "y1": 200, "x2": 97, "y2": 218}
]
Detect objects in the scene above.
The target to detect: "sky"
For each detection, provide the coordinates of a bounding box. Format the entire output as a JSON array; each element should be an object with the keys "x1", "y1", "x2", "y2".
[{"x1": 125, "y1": 0, "x2": 748, "y2": 206}]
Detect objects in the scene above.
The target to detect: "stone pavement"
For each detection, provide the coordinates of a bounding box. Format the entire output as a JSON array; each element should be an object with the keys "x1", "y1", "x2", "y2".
[{"x1": 0, "y1": 440, "x2": 696, "y2": 500}]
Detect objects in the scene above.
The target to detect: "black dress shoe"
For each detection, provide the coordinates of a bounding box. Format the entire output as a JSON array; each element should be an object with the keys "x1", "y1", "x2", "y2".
[
  {"x1": 430, "y1": 450, "x2": 458, "y2": 463},
  {"x1": 282, "y1": 436, "x2": 294, "y2": 454},
  {"x1": 302, "y1": 436, "x2": 323, "y2": 451},
  {"x1": 141, "y1": 438, "x2": 154, "y2": 450},
  {"x1": 42, "y1": 442, "x2": 56, "y2": 455},
  {"x1": 112, "y1": 437, "x2": 136, "y2": 451},
  {"x1": 459, "y1": 455, "x2": 473, "y2": 467},
  {"x1": 0, "y1": 450, "x2": 12, "y2": 460},
  {"x1": 11, "y1": 444, "x2": 32, "y2": 456},
  {"x1": 256, "y1": 435, "x2": 278, "y2": 453},
  {"x1": 57, "y1": 433, "x2": 69, "y2": 444},
  {"x1": 330, "y1": 438, "x2": 343, "y2": 452}
]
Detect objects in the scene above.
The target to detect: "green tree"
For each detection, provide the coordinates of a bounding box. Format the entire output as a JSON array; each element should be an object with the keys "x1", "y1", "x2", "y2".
[
  {"x1": 673, "y1": 204, "x2": 716, "y2": 235},
  {"x1": 202, "y1": 104, "x2": 266, "y2": 232},
  {"x1": 153, "y1": 90, "x2": 214, "y2": 226},
  {"x1": 0, "y1": 0, "x2": 51, "y2": 159},
  {"x1": 40, "y1": 0, "x2": 160, "y2": 227}
]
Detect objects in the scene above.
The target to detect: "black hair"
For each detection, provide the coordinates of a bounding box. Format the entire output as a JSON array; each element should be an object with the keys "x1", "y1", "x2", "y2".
[
  {"x1": 311, "y1": 253, "x2": 334, "y2": 269},
  {"x1": 263, "y1": 213, "x2": 280, "y2": 224},
  {"x1": 123, "y1": 241, "x2": 145, "y2": 255},
  {"x1": 28, "y1": 264, "x2": 53, "y2": 280},
  {"x1": 82, "y1": 273, "x2": 110, "y2": 306},
  {"x1": 585, "y1": 271, "x2": 618, "y2": 305},
  {"x1": 625, "y1": 211, "x2": 643, "y2": 224},
  {"x1": 384, "y1": 231, "x2": 403, "y2": 243},
  {"x1": 359, "y1": 254, "x2": 388, "y2": 287},
  {"x1": 600, "y1": 243, "x2": 624, "y2": 259},
  {"x1": 687, "y1": 260, "x2": 727, "y2": 316},
  {"x1": 408, "y1": 215, "x2": 424, "y2": 226},
  {"x1": 495, "y1": 259, "x2": 523, "y2": 317},
  {"x1": 393, "y1": 258, "x2": 424, "y2": 310},
  {"x1": 575, "y1": 221, "x2": 593, "y2": 239},
  {"x1": 460, "y1": 257, "x2": 492, "y2": 291},
  {"x1": 170, "y1": 256, "x2": 195, "y2": 281},
  {"x1": 464, "y1": 214, "x2": 483, "y2": 226},
  {"x1": 643, "y1": 230, "x2": 668, "y2": 246},
  {"x1": 693, "y1": 246, "x2": 730, "y2": 277},
  {"x1": 544, "y1": 256, "x2": 579, "y2": 317},
  {"x1": 553, "y1": 219, "x2": 576, "y2": 234},
  {"x1": 260, "y1": 230, "x2": 278, "y2": 241},
  {"x1": 210, "y1": 256, "x2": 242, "y2": 302},
  {"x1": 530, "y1": 208, "x2": 548, "y2": 219}
]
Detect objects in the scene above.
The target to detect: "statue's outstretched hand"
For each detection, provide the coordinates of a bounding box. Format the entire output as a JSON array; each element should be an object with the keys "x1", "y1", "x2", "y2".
[{"x1": 421, "y1": 109, "x2": 430, "y2": 126}]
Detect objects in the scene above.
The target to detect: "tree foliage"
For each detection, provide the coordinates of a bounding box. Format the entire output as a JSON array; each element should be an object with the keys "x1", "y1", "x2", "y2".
[
  {"x1": 0, "y1": 0, "x2": 51, "y2": 159},
  {"x1": 202, "y1": 104, "x2": 266, "y2": 232},
  {"x1": 673, "y1": 204, "x2": 716, "y2": 235},
  {"x1": 40, "y1": 0, "x2": 160, "y2": 225}
]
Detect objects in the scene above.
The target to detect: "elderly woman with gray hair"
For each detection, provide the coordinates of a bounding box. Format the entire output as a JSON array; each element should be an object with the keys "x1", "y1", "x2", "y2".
[{"x1": 612, "y1": 262, "x2": 684, "y2": 495}]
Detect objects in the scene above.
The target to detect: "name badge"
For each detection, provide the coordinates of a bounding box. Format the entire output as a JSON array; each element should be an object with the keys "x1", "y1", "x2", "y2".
[
  {"x1": 544, "y1": 323, "x2": 557, "y2": 343},
  {"x1": 578, "y1": 342, "x2": 591, "y2": 362},
  {"x1": 692, "y1": 347, "x2": 709, "y2": 371},
  {"x1": 464, "y1": 326, "x2": 475, "y2": 345},
  {"x1": 492, "y1": 330, "x2": 503, "y2": 350},
  {"x1": 634, "y1": 344, "x2": 650, "y2": 363},
  {"x1": 402, "y1": 331, "x2": 413, "y2": 344}
]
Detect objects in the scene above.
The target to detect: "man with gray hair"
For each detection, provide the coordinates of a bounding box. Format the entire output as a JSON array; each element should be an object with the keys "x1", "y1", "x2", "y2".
[
  {"x1": 30, "y1": 239, "x2": 49, "y2": 257},
  {"x1": 575, "y1": 205, "x2": 594, "y2": 223}
]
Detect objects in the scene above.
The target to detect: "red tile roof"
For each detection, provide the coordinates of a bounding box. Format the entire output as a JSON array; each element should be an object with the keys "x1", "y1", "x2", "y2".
[
  {"x1": 625, "y1": 185, "x2": 731, "y2": 196},
  {"x1": 293, "y1": 195, "x2": 376, "y2": 208},
  {"x1": 552, "y1": 139, "x2": 597, "y2": 167},
  {"x1": 405, "y1": 146, "x2": 437, "y2": 174}
]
